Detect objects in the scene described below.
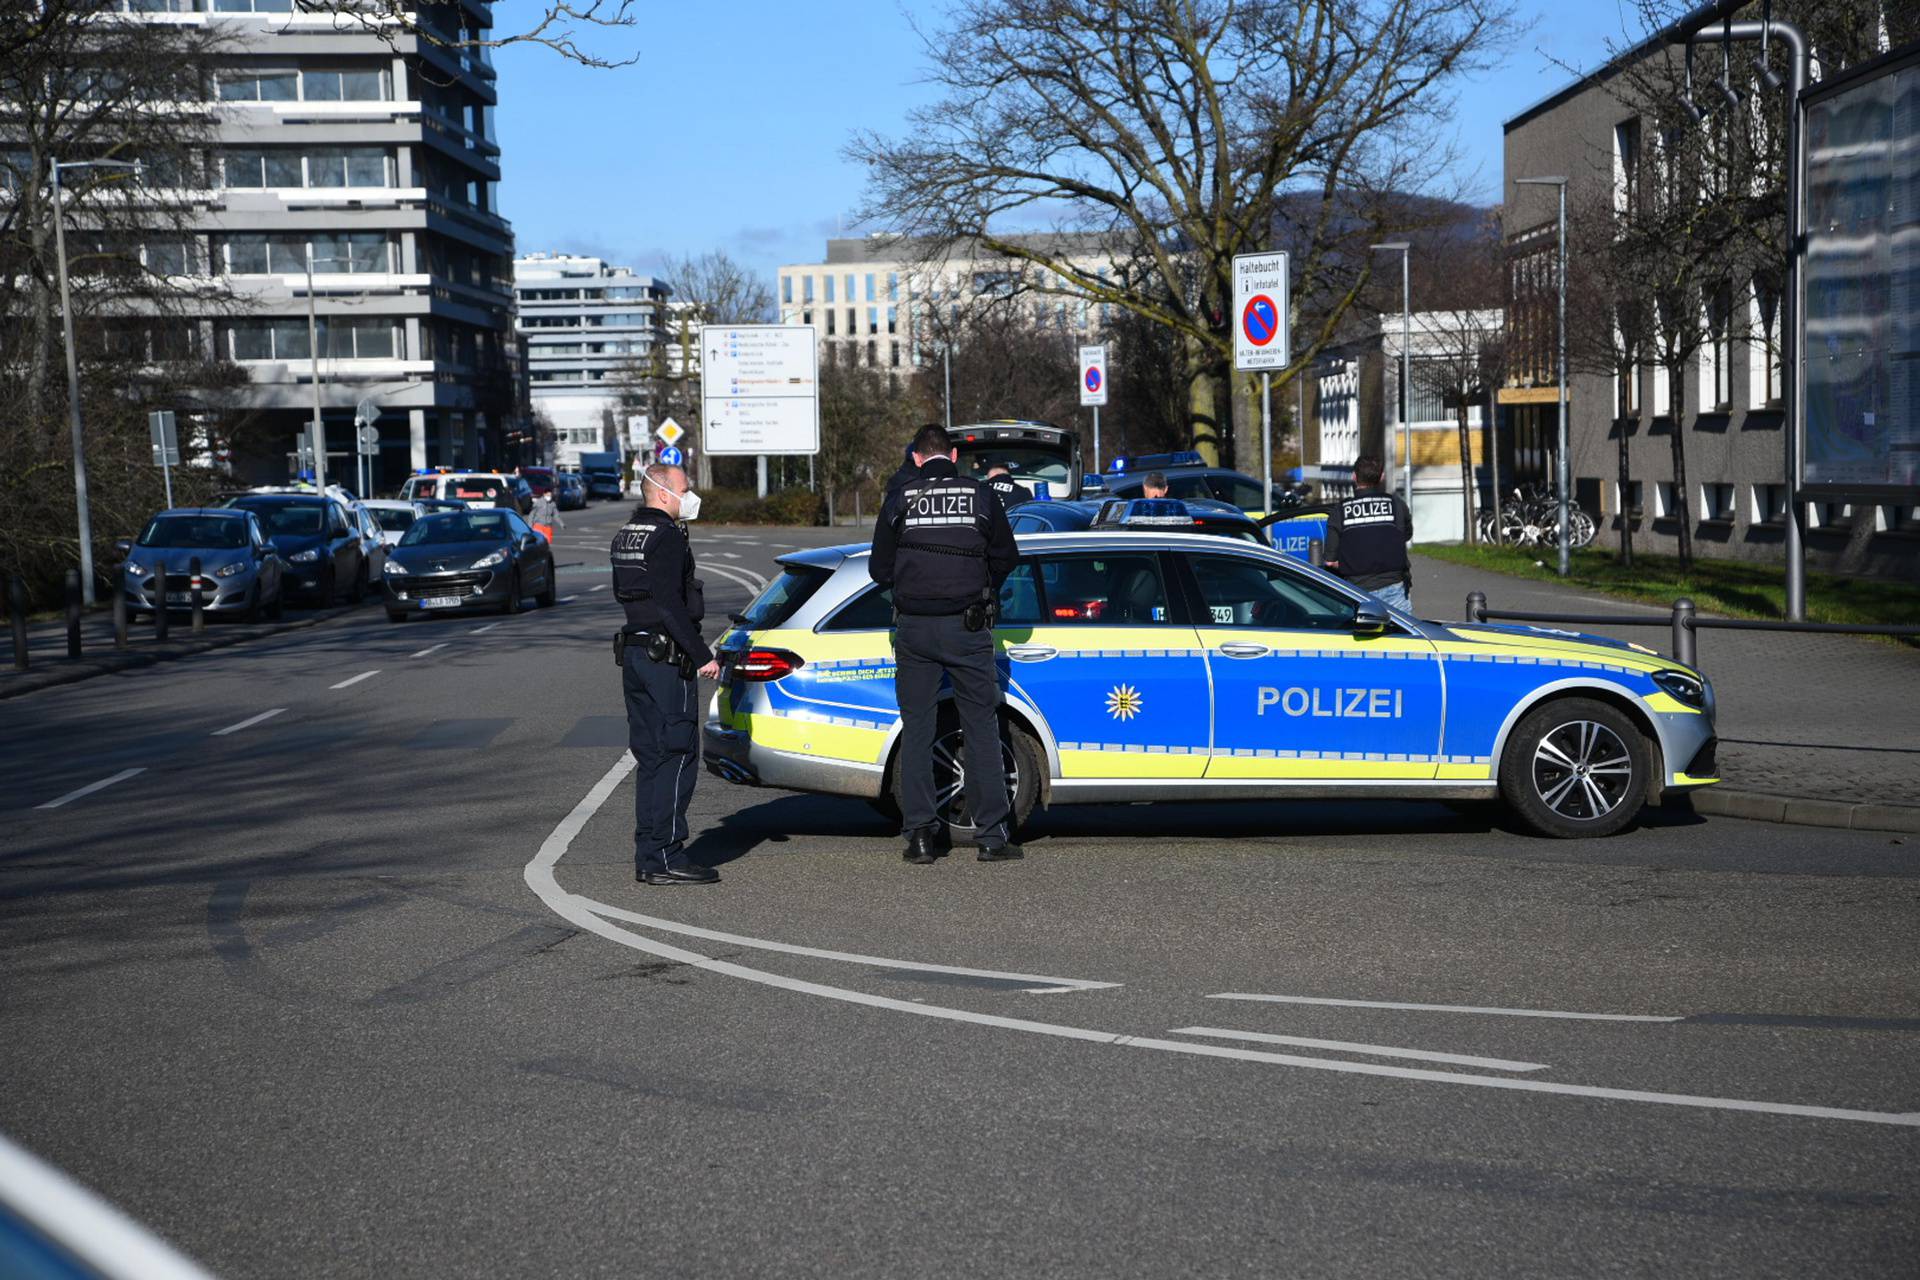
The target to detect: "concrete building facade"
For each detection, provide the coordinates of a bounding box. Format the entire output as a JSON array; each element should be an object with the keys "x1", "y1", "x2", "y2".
[{"x1": 511, "y1": 252, "x2": 669, "y2": 468}]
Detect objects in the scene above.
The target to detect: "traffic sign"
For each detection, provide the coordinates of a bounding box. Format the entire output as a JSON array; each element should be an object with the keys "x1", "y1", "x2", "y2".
[
  {"x1": 147, "y1": 410, "x2": 179, "y2": 467},
  {"x1": 1078, "y1": 345, "x2": 1107, "y2": 407},
  {"x1": 701, "y1": 324, "x2": 819, "y2": 456},
  {"x1": 1232, "y1": 252, "x2": 1290, "y2": 372},
  {"x1": 356, "y1": 424, "x2": 379, "y2": 455},
  {"x1": 656, "y1": 418, "x2": 685, "y2": 448},
  {"x1": 658, "y1": 444, "x2": 684, "y2": 467}
]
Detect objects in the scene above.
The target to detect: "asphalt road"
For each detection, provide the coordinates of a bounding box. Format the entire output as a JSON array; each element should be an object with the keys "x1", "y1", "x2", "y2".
[{"x1": 2, "y1": 502, "x2": 1916, "y2": 1278}]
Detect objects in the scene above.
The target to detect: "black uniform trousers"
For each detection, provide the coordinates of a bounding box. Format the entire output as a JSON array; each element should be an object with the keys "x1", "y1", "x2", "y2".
[
  {"x1": 622, "y1": 645, "x2": 699, "y2": 874},
  {"x1": 893, "y1": 612, "x2": 1011, "y2": 844}
]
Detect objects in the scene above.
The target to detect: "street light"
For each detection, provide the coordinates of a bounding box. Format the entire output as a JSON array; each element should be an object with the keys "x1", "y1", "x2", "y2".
[
  {"x1": 51, "y1": 157, "x2": 142, "y2": 607},
  {"x1": 1368, "y1": 242, "x2": 1412, "y2": 506},
  {"x1": 1516, "y1": 175, "x2": 1570, "y2": 578}
]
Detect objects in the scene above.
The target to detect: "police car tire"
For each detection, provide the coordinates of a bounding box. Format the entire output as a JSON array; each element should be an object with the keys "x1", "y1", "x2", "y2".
[
  {"x1": 890, "y1": 717, "x2": 1041, "y2": 842},
  {"x1": 1499, "y1": 697, "x2": 1649, "y2": 839}
]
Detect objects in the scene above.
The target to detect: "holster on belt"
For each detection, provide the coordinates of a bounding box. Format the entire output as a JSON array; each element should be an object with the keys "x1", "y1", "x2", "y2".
[{"x1": 962, "y1": 587, "x2": 999, "y2": 633}]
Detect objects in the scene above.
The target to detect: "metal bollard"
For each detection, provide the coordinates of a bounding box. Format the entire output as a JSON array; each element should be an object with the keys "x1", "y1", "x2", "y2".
[
  {"x1": 1466, "y1": 590, "x2": 1487, "y2": 624},
  {"x1": 1672, "y1": 597, "x2": 1697, "y2": 668},
  {"x1": 8, "y1": 575, "x2": 27, "y2": 671},
  {"x1": 65, "y1": 569, "x2": 82, "y2": 659},
  {"x1": 154, "y1": 569, "x2": 170, "y2": 642},
  {"x1": 112, "y1": 579, "x2": 128, "y2": 650},
  {"x1": 189, "y1": 556, "x2": 205, "y2": 634},
  {"x1": 1307, "y1": 537, "x2": 1324, "y2": 567}
]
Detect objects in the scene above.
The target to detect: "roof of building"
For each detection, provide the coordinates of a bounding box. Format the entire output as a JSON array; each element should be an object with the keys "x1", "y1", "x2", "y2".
[{"x1": 813, "y1": 230, "x2": 1123, "y2": 266}]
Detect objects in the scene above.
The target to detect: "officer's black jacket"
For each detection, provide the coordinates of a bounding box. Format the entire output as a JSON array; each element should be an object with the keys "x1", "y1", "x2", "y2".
[
  {"x1": 882, "y1": 447, "x2": 919, "y2": 508},
  {"x1": 870, "y1": 457, "x2": 1018, "y2": 616},
  {"x1": 985, "y1": 474, "x2": 1031, "y2": 508},
  {"x1": 610, "y1": 506, "x2": 711, "y2": 665},
  {"x1": 1324, "y1": 486, "x2": 1413, "y2": 591}
]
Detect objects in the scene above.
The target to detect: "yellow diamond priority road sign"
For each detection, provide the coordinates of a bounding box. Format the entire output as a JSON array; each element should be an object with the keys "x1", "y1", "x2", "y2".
[{"x1": 655, "y1": 418, "x2": 685, "y2": 448}]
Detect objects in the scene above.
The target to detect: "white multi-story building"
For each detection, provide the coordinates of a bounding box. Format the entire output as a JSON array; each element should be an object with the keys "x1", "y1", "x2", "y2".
[
  {"x1": 512, "y1": 252, "x2": 670, "y2": 467},
  {"x1": 776, "y1": 233, "x2": 1121, "y2": 369}
]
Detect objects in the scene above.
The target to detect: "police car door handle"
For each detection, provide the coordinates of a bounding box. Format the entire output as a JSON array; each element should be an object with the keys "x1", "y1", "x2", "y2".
[
  {"x1": 1216, "y1": 642, "x2": 1271, "y2": 659},
  {"x1": 1006, "y1": 644, "x2": 1057, "y2": 662}
]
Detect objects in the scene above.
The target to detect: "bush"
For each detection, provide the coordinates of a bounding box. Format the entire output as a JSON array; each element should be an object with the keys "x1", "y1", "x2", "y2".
[{"x1": 693, "y1": 486, "x2": 823, "y2": 527}]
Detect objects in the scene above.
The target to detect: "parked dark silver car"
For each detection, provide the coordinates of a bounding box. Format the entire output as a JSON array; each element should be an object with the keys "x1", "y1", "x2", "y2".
[
  {"x1": 120, "y1": 509, "x2": 286, "y2": 622},
  {"x1": 382, "y1": 508, "x2": 557, "y2": 620}
]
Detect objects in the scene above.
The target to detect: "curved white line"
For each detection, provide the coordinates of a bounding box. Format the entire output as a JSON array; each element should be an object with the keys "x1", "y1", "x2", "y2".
[
  {"x1": 525, "y1": 756, "x2": 1920, "y2": 1129},
  {"x1": 702, "y1": 562, "x2": 770, "y2": 596}
]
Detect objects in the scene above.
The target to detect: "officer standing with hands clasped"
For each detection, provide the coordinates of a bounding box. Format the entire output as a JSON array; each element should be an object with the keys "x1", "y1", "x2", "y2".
[
  {"x1": 1324, "y1": 453, "x2": 1415, "y2": 612},
  {"x1": 612, "y1": 463, "x2": 722, "y2": 886},
  {"x1": 871, "y1": 424, "x2": 1022, "y2": 865}
]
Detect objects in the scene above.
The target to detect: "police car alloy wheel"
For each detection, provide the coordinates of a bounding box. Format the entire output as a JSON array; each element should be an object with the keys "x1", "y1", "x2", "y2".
[
  {"x1": 892, "y1": 719, "x2": 1042, "y2": 841},
  {"x1": 1499, "y1": 697, "x2": 1650, "y2": 839}
]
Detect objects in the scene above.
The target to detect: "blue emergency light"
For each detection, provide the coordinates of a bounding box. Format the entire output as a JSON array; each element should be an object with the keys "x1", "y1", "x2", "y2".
[{"x1": 1096, "y1": 498, "x2": 1194, "y2": 529}]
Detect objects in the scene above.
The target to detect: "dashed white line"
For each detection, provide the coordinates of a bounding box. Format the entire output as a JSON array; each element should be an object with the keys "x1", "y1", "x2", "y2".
[
  {"x1": 410, "y1": 643, "x2": 447, "y2": 659},
  {"x1": 525, "y1": 756, "x2": 1920, "y2": 1129},
  {"x1": 37, "y1": 768, "x2": 145, "y2": 810},
  {"x1": 1209, "y1": 993, "x2": 1683, "y2": 1023},
  {"x1": 330, "y1": 670, "x2": 380, "y2": 690},
  {"x1": 557, "y1": 595, "x2": 578, "y2": 604},
  {"x1": 1168, "y1": 1027, "x2": 1550, "y2": 1073},
  {"x1": 210, "y1": 708, "x2": 286, "y2": 737},
  {"x1": 470, "y1": 623, "x2": 501, "y2": 634},
  {"x1": 589, "y1": 584, "x2": 608, "y2": 592},
  {"x1": 718, "y1": 552, "x2": 742, "y2": 559}
]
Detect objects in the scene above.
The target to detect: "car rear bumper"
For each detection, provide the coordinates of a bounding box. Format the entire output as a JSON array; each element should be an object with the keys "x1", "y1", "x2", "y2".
[{"x1": 702, "y1": 717, "x2": 885, "y2": 799}]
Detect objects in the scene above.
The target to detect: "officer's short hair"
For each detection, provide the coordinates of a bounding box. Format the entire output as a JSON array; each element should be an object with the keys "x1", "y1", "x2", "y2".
[
  {"x1": 910, "y1": 423, "x2": 953, "y2": 457},
  {"x1": 1354, "y1": 455, "x2": 1384, "y2": 487},
  {"x1": 1144, "y1": 471, "x2": 1168, "y2": 490}
]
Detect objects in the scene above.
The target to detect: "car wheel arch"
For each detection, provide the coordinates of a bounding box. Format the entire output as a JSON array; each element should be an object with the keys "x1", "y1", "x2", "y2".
[
  {"x1": 1488, "y1": 679, "x2": 1667, "y2": 785},
  {"x1": 876, "y1": 693, "x2": 1058, "y2": 805}
]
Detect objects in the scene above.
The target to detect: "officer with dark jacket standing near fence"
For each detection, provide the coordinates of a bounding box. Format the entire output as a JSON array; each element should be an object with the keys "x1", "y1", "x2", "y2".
[
  {"x1": 1324, "y1": 454, "x2": 1415, "y2": 612},
  {"x1": 612, "y1": 463, "x2": 722, "y2": 886},
  {"x1": 871, "y1": 424, "x2": 1022, "y2": 865}
]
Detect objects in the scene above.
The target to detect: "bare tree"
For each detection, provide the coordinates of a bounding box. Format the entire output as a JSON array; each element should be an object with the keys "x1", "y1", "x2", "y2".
[
  {"x1": 290, "y1": 1, "x2": 641, "y2": 68},
  {"x1": 849, "y1": 0, "x2": 1516, "y2": 467}
]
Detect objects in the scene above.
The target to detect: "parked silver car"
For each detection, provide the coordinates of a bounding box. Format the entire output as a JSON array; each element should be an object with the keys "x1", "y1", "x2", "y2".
[{"x1": 121, "y1": 508, "x2": 286, "y2": 623}]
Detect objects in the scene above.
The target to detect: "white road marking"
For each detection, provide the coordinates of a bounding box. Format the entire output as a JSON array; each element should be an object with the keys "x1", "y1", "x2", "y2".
[
  {"x1": 580, "y1": 897, "x2": 1119, "y2": 991},
  {"x1": 524, "y1": 757, "x2": 1920, "y2": 1129},
  {"x1": 210, "y1": 708, "x2": 286, "y2": 737},
  {"x1": 718, "y1": 552, "x2": 742, "y2": 559},
  {"x1": 330, "y1": 670, "x2": 380, "y2": 689},
  {"x1": 558, "y1": 595, "x2": 578, "y2": 603},
  {"x1": 37, "y1": 768, "x2": 145, "y2": 810},
  {"x1": 1210, "y1": 993, "x2": 1683, "y2": 1023},
  {"x1": 470, "y1": 623, "x2": 501, "y2": 634},
  {"x1": 702, "y1": 562, "x2": 770, "y2": 596},
  {"x1": 589, "y1": 584, "x2": 608, "y2": 592},
  {"x1": 410, "y1": 643, "x2": 447, "y2": 659},
  {"x1": 1168, "y1": 1027, "x2": 1550, "y2": 1073}
]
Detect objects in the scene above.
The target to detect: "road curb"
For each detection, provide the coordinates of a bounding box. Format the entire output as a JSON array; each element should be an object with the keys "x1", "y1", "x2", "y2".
[
  {"x1": 1689, "y1": 787, "x2": 1920, "y2": 835},
  {"x1": 0, "y1": 605, "x2": 360, "y2": 702}
]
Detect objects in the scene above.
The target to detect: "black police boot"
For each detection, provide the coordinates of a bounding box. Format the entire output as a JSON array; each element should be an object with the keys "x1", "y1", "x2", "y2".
[
  {"x1": 902, "y1": 828, "x2": 939, "y2": 865},
  {"x1": 639, "y1": 863, "x2": 719, "y2": 885},
  {"x1": 976, "y1": 842, "x2": 1024, "y2": 862}
]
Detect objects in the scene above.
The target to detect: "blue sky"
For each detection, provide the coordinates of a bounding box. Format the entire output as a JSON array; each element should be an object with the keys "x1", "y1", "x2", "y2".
[{"x1": 493, "y1": 1, "x2": 1642, "y2": 285}]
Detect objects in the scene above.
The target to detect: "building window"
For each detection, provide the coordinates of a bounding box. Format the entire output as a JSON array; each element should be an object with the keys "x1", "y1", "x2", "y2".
[
  {"x1": 220, "y1": 148, "x2": 388, "y2": 189},
  {"x1": 802, "y1": 276, "x2": 815, "y2": 304},
  {"x1": 826, "y1": 309, "x2": 835, "y2": 336},
  {"x1": 890, "y1": 341, "x2": 900, "y2": 367},
  {"x1": 1808, "y1": 501, "x2": 1852, "y2": 531},
  {"x1": 824, "y1": 275, "x2": 835, "y2": 303},
  {"x1": 1613, "y1": 119, "x2": 1640, "y2": 213},
  {"x1": 1876, "y1": 505, "x2": 1919, "y2": 534},
  {"x1": 1704, "y1": 281, "x2": 1732, "y2": 410},
  {"x1": 864, "y1": 272, "x2": 876, "y2": 301},
  {"x1": 846, "y1": 307, "x2": 855, "y2": 337},
  {"x1": 1653, "y1": 481, "x2": 1679, "y2": 520},
  {"x1": 801, "y1": 308, "x2": 813, "y2": 327},
  {"x1": 211, "y1": 0, "x2": 295, "y2": 10},
  {"x1": 1750, "y1": 278, "x2": 1783, "y2": 407},
  {"x1": 1700, "y1": 482, "x2": 1736, "y2": 522},
  {"x1": 844, "y1": 274, "x2": 855, "y2": 305},
  {"x1": 301, "y1": 68, "x2": 387, "y2": 101},
  {"x1": 1651, "y1": 347, "x2": 1671, "y2": 417},
  {"x1": 219, "y1": 72, "x2": 297, "y2": 102},
  {"x1": 867, "y1": 306, "x2": 878, "y2": 335},
  {"x1": 888, "y1": 272, "x2": 899, "y2": 302},
  {"x1": 781, "y1": 276, "x2": 793, "y2": 305},
  {"x1": 1616, "y1": 479, "x2": 1644, "y2": 519},
  {"x1": 887, "y1": 305, "x2": 897, "y2": 335},
  {"x1": 1614, "y1": 327, "x2": 1640, "y2": 418},
  {"x1": 867, "y1": 339, "x2": 877, "y2": 366},
  {"x1": 1750, "y1": 484, "x2": 1787, "y2": 525}
]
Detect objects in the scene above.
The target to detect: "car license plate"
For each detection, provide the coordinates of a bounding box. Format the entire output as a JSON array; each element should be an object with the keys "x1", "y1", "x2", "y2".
[
  {"x1": 421, "y1": 596, "x2": 462, "y2": 609},
  {"x1": 166, "y1": 592, "x2": 192, "y2": 604}
]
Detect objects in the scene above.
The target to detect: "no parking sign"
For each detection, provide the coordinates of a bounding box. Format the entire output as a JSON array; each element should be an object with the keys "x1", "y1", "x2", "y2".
[
  {"x1": 1078, "y1": 345, "x2": 1107, "y2": 407},
  {"x1": 1232, "y1": 252, "x2": 1290, "y2": 372}
]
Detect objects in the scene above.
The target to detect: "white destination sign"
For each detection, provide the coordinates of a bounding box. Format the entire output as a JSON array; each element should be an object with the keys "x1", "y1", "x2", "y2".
[{"x1": 702, "y1": 324, "x2": 819, "y2": 456}]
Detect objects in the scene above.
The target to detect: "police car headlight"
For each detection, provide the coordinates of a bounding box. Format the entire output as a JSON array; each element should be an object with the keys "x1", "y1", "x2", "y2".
[
  {"x1": 1652, "y1": 669, "x2": 1705, "y2": 708},
  {"x1": 471, "y1": 548, "x2": 508, "y2": 569}
]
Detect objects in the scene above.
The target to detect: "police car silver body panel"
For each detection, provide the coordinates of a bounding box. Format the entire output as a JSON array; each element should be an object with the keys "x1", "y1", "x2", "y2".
[{"x1": 703, "y1": 533, "x2": 1717, "y2": 809}]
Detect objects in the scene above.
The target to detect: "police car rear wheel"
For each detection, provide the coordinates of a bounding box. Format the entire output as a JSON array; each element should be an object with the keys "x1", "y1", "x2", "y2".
[
  {"x1": 1500, "y1": 697, "x2": 1648, "y2": 838},
  {"x1": 893, "y1": 719, "x2": 1040, "y2": 842}
]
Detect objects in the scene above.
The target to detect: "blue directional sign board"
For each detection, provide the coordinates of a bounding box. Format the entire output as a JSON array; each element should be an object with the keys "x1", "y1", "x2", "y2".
[{"x1": 658, "y1": 445, "x2": 684, "y2": 466}]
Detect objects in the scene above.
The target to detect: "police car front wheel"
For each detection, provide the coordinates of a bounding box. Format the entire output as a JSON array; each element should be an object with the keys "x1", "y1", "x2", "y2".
[{"x1": 1499, "y1": 697, "x2": 1650, "y2": 839}]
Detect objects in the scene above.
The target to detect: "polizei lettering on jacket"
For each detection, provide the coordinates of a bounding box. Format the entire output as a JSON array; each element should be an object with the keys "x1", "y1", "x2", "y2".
[
  {"x1": 903, "y1": 485, "x2": 980, "y2": 527},
  {"x1": 1256, "y1": 686, "x2": 1403, "y2": 718},
  {"x1": 1340, "y1": 496, "x2": 1398, "y2": 526}
]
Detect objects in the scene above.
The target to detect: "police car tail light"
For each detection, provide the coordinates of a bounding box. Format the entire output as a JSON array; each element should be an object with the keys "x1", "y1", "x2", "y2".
[{"x1": 733, "y1": 648, "x2": 803, "y2": 681}]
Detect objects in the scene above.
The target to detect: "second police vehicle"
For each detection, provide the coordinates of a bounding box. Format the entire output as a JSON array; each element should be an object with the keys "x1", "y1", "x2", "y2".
[{"x1": 704, "y1": 529, "x2": 1718, "y2": 840}]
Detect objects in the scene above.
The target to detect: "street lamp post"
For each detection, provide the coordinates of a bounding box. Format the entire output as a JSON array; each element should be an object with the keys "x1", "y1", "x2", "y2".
[
  {"x1": 1368, "y1": 243, "x2": 1412, "y2": 506},
  {"x1": 50, "y1": 157, "x2": 141, "y2": 607},
  {"x1": 1517, "y1": 176, "x2": 1570, "y2": 578}
]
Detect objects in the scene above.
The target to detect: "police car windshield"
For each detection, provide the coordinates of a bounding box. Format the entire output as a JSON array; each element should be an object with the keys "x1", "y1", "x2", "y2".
[
  {"x1": 138, "y1": 515, "x2": 248, "y2": 549},
  {"x1": 399, "y1": 512, "x2": 511, "y2": 545},
  {"x1": 960, "y1": 448, "x2": 1069, "y2": 486}
]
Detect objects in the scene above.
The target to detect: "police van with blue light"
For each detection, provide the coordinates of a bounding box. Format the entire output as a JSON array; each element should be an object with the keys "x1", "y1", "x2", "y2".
[{"x1": 704, "y1": 529, "x2": 1718, "y2": 841}]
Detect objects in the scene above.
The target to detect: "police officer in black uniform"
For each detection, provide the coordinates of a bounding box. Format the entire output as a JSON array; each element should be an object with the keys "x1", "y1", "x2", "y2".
[
  {"x1": 983, "y1": 464, "x2": 1031, "y2": 509},
  {"x1": 612, "y1": 463, "x2": 722, "y2": 886},
  {"x1": 1324, "y1": 453, "x2": 1415, "y2": 613},
  {"x1": 871, "y1": 424, "x2": 1022, "y2": 865}
]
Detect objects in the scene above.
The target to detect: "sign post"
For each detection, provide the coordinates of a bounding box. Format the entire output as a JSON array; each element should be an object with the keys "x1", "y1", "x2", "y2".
[
  {"x1": 148, "y1": 410, "x2": 178, "y2": 509},
  {"x1": 354, "y1": 397, "x2": 379, "y2": 497},
  {"x1": 1078, "y1": 344, "x2": 1108, "y2": 472},
  {"x1": 701, "y1": 325, "x2": 819, "y2": 499},
  {"x1": 1233, "y1": 252, "x2": 1291, "y2": 514}
]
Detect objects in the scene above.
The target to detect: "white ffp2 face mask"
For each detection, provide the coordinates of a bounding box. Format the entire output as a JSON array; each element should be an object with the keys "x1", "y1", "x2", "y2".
[{"x1": 646, "y1": 473, "x2": 701, "y2": 523}]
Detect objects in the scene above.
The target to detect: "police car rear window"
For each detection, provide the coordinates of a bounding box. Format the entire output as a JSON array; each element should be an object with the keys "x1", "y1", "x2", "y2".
[{"x1": 741, "y1": 567, "x2": 829, "y2": 630}]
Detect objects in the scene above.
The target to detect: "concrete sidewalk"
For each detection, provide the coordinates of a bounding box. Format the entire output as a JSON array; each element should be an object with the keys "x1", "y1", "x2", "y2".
[{"x1": 1411, "y1": 552, "x2": 1920, "y2": 831}]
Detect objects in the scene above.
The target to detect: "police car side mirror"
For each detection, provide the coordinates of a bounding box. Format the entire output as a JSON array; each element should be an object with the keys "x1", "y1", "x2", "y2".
[{"x1": 1351, "y1": 600, "x2": 1391, "y2": 635}]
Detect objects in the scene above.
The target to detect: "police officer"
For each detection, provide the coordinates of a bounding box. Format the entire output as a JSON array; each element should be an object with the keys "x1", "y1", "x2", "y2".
[
  {"x1": 1140, "y1": 470, "x2": 1169, "y2": 499},
  {"x1": 612, "y1": 463, "x2": 722, "y2": 886},
  {"x1": 984, "y1": 463, "x2": 1031, "y2": 509},
  {"x1": 871, "y1": 424, "x2": 1021, "y2": 865},
  {"x1": 1324, "y1": 453, "x2": 1415, "y2": 612}
]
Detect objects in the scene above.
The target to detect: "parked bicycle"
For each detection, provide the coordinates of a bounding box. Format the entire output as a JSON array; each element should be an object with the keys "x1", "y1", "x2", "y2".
[{"x1": 1478, "y1": 483, "x2": 1596, "y2": 549}]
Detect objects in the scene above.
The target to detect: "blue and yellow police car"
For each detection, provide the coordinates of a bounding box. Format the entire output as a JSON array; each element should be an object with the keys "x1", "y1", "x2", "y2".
[{"x1": 703, "y1": 532, "x2": 1717, "y2": 840}]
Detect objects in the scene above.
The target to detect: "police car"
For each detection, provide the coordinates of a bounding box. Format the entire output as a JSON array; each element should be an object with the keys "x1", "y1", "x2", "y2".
[
  {"x1": 1009, "y1": 497, "x2": 1266, "y2": 544},
  {"x1": 703, "y1": 533, "x2": 1718, "y2": 840}
]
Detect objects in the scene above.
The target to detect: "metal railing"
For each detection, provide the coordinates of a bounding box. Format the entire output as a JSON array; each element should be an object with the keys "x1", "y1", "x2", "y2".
[{"x1": 1464, "y1": 590, "x2": 1920, "y2": 670}]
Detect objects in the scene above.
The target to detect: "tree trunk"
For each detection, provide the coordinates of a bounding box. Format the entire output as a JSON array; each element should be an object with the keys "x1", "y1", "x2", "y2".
[
  {"x1": 1457, "y1": 396, "x2": 1476, "y2": 543},
  {"x1": 1668, "y1": 358, "x2": 1693, "y2": 569},
  {"x1": 1187, "y1": 343, "x2": 1226, "y2": 466}
]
